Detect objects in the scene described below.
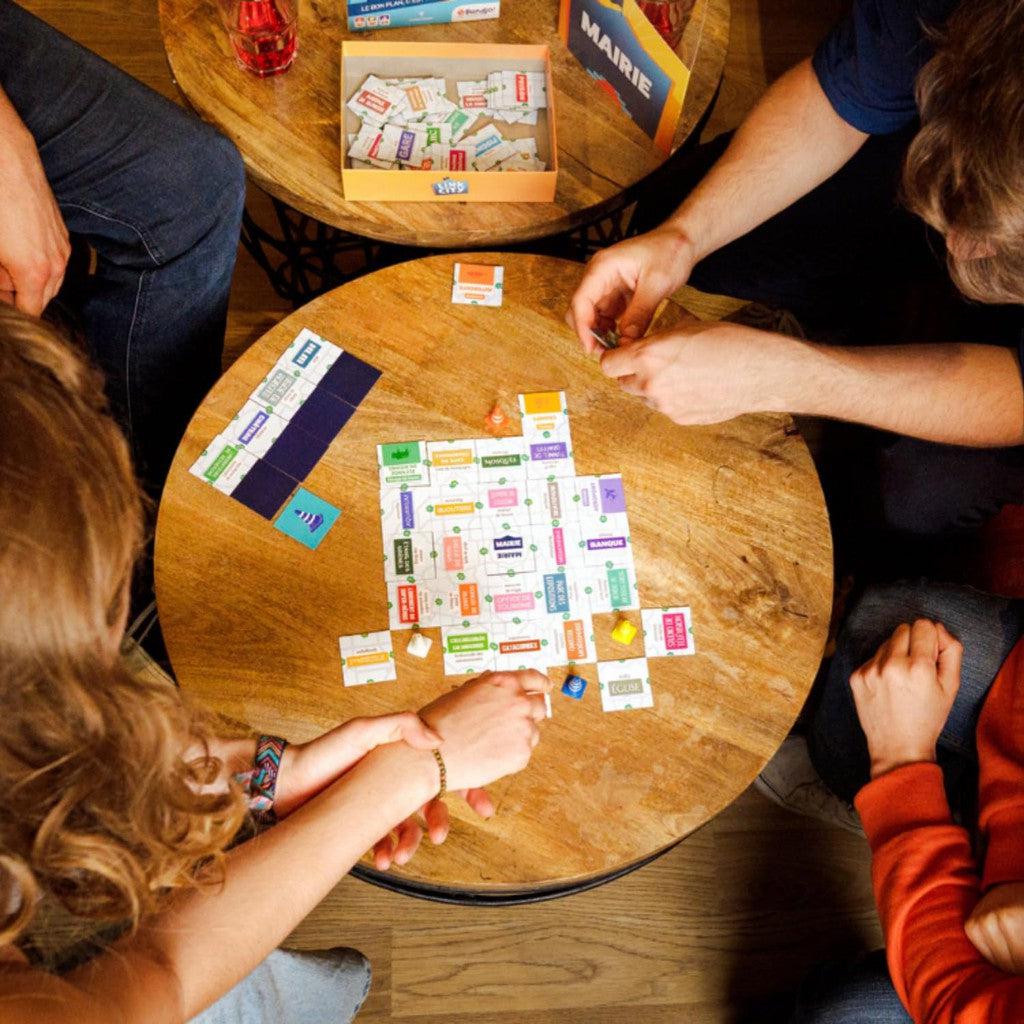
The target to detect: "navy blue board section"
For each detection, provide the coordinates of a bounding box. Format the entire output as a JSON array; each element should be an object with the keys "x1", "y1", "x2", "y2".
[
  {"x1": 233, "y1": 460, "x2": 299, "y2": 520},
  {"x1": 291, "y1": 386, "x2": 357, "y2": 444},
  {"x1": 319, "y1": 351, "x2": 382, "y2": 406},
  {"x1": 263, "y1": 422, "x2": 331, "y2": 480}
]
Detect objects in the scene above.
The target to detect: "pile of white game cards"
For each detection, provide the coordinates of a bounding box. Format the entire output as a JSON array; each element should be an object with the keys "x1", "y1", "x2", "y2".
[{"x1": 346, "y1": 71, "x2": 548, "y2": 172}]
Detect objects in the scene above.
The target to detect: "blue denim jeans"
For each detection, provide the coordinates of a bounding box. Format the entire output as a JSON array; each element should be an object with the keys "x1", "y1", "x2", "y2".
[
  {"x1": 789, "y1": 951, "x2": 911, "y2": 1024},
  {"x1": 809, "y1": 580, "x2": 1024, "y2": 810},
  {"x1": 792, "y1": 581, "x2": 1024, "y2": 1023},
  {"x1": 0, "y1": 0, "x2": 245, "y2": 492}
]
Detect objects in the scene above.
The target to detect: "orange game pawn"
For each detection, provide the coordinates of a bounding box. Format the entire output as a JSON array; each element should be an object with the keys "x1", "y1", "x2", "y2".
[{"x1": 483, "y1": 401, "x2": 512, "y2": 436}]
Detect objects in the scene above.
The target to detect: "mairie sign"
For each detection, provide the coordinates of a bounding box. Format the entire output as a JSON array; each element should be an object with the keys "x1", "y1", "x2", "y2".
[{"x1": 559, "y1": 0, "x2": 691, "y2": 154}]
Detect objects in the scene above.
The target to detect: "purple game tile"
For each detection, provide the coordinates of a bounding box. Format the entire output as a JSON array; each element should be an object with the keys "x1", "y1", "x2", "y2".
[
  {"x1": 599, "y1": 476, "x2": 626, "y2": 513},
  {"x1": 318, "y1": 351, "x2": 381, "y2": 406},
  {"x1": 290, "y1": 387, "x2": 355, "y2": 444},
  {"x1": 263, "y1": 422, "x2": 330, "y2": 480},
  {"x1": 232, "y1": 460, "x2": 297, "y2": 520}
]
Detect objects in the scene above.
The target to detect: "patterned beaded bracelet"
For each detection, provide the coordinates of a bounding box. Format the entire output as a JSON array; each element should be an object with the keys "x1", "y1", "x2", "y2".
[{"x1": 234, "y1": 735, "x2": 288, "y2": 826}]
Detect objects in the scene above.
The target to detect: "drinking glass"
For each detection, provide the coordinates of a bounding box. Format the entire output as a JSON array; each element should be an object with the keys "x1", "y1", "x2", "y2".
[
  {"x1": 218, "y1": 0, "x2": 297, "y2": 77},
  {"x1": 636, "y1": 0, "x2": 697, "y2": 51}
]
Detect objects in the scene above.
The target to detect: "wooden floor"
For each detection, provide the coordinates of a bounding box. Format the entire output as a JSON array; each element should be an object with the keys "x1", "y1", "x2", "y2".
[{"x1": 21, "y1": 1, "x2": 881, "y2": 1020}]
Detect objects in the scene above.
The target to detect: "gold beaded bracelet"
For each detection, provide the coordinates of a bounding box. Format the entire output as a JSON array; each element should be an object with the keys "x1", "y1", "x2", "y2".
[{"x1": 431, "y1": 748, "x2": 447, "y2": 800}]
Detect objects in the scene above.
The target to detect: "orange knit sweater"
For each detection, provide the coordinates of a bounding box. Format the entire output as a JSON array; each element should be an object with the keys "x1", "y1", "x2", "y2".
[{"x1": 855, "y1": 639, "x2": 1024, "y2": 1022}]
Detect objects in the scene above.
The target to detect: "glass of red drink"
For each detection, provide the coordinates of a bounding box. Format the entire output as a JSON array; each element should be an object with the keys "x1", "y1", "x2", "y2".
[
  {"x1": 636, "y1": 0, "x2": 697, "y2": 51},
  {"x1": 218, "y1": 0, "x2": 298, "y2": 77}
]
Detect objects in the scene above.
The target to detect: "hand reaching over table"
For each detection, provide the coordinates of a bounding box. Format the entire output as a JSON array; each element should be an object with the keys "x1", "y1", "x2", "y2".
[{"x1": 272, "y1": 669, "x2": 551, "y2": 870}]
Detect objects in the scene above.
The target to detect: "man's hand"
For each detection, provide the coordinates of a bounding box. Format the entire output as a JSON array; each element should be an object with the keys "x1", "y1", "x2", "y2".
[
  {"x1": 567, "y1": 225, "x2": 696, "y2": 352},
  {"x1": 598, "y1": 317, "x2": 786, "y2": 425},
  {"x1": 966, "y1": 882, "x2": 1024, "y2": 974},
  {"x1": 0, "y1": 86, "x2": 70, "y2": 315},
  {"x1": 849, "y1": 620, "x2": 963, "y2": 780}
]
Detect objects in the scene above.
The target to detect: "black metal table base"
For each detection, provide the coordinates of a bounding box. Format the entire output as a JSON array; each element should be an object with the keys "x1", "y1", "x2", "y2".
[
  {"x1": 350, "y1": 838, "x2": 679, "y2": 906},
  {"x1": 240, "y1": 197, "x2": 636, "y2": 306}
]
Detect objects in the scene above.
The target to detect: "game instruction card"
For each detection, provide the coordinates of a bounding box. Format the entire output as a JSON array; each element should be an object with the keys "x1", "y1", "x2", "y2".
[
  {"x1": 641, "y1": 607, "x2": 695, "y2": 657},
  {"x1": 340, "y1": 631, "x2": 397, "y2": 686},
  {"x1": 451, "y1": 263, "x2": 504, "y2": 306},
  {"x1": 597, "y1": 658, "x2": 654, "y2": 712}
]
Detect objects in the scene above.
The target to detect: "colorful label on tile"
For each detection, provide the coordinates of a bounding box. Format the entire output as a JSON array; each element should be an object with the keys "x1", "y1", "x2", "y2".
[
  {"x1": 459, "y1": 583, "x2": 481, "y2": 616},
  {"x1": 443, "y1": 535, "x2": 465, "y2": 571},
  {"x1": 436, "y1": 501, "x2": 476, "y2": 516},
  {"x1": 481, "y1": 453, "x2": 521, "y2": 468},
  {"x1": 382, "y1": 441, "x2": 422, "y2": 466},
  {"x1": 494, "y1": 591, "x2": 535, "y2": 613},
  {"x1": 447, "y1": 631, "x2": 489, "y2": 653},
  {"x1": 662, "y1": 611, "x2": 690, "y2": 650},
  {"x1": 530, "y1": 442, "x2": 568, "y2": 461},
  {"x1": 543, "y1": 573, "x2": 570, "y2": 614},
  {"x1": 587, "y1": 536, "x2": 627, "y2": 551},
  {"x1": 599, "y1": 475, "x2": 627, "y2": 513},
  {"x1": 552, "y1": 526, "x2": 566, "y2": 565},
  {"x1": 399, "y1": 490, "x2": 415, "y2": 529},
  {"x1": 562, "y1": 619, "x2": 588, "y2": 661},
  {"x1": 487, "y1": 487, "x2": 518, "y2": 509},
  {"x1": 394, "y1": 538, "x2": 414, "y2": 574},
  {"x1": 522, "y1": 392, "x2": 563, "y2": 415},
  {"x1": 608, "y1": 568, "x2": 631, "y2": 608},
  {"x1": 397, "y1": 584, "x2": 420, "y2": 623}
]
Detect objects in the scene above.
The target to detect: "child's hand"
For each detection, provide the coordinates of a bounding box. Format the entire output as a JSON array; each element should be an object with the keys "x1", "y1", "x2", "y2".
[
  {"x1": 967, "y1": 882, "x2": 1024, "y2": 974},
  {"x1": 849, "y1": 619, "x2": 963, "y2": 779}
]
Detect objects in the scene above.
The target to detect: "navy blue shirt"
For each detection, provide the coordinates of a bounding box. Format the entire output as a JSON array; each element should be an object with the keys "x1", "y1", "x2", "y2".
[{"x1": 812, "y1": 0, "x2": 957, "y2": 134}]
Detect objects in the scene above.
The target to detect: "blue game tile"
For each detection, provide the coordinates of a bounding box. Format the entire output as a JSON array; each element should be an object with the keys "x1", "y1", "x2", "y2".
[
  {"x1": 274, "y1": 487, "x2": 341, "y2": 550},
  {"x1": 263, "y1": 422, "x2": 330, "y2": 480},
  {"x1": 231, "y1": 459, "x2": 297, "y2": 520},
  {"x1": 290, "y1": 386, "x2": 356, "y2": 445},
  {"x1": 318, "y1": 351, "x2": 381, "y2": 406}
]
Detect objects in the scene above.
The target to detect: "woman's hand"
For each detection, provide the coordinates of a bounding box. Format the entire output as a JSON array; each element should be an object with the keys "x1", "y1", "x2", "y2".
[
  {"x1": 419, "y1": 670, "x2": 552, "y2": 791},
  {"x1": 966, "y1": 882, "x2": 1024, "y2": 974},
  {"x1": 273, "y1": 710, "x2": 506, "y2": 870},
  {"x1": 849, "y1": 619, "x2": 963, "y2": 779}
]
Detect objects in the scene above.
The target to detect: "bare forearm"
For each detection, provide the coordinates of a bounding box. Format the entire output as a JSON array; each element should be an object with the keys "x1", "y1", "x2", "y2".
[
  {"x1": 666, "y1": 59, "x2": 867, "y2": 261},
  {"x1": 763, "y1": 335, "x2": 1024, "y2": 446},
  {"x1": 64, "y1": 743, "x2": 437, "y2": 1024},
  {"x1": 0, "y1": 84, "x2": 31, "y2": 145}
]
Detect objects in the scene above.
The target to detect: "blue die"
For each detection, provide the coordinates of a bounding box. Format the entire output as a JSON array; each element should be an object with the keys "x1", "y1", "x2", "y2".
[{"x1": 561, "y1": 674, "x2": 587, "y2": 700}]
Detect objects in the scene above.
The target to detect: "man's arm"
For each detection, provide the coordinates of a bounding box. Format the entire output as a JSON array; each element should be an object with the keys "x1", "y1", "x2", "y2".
[
  {"x1": 568, "y1": 58, "x2": 867, "y2": 348},
  {"x1": 0, "y1": 83, "x2": 70, "y2": 314},
  {"x1": 599, "y1": 320, "x2": 1024, "y2": 447},
  {"x1": 665, "y1": 58, "x2": 867, "y2": 278}
]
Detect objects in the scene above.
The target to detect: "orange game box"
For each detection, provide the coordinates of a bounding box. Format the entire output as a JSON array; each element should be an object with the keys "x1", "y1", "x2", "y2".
[{"x1": 340, "y1": 41, "x2": 558, "y2": 203}]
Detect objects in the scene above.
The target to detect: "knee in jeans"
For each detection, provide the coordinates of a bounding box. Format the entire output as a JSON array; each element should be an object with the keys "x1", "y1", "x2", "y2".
[
  {"x1": 194, "y1": 128, "x2": 245, "y2": 227},
  {"x1": 165, "y1": 124, "x2": 246, "y2": 257},
  {"x1": 879, "y1": 485, "x2": 954, "y2": 536}
]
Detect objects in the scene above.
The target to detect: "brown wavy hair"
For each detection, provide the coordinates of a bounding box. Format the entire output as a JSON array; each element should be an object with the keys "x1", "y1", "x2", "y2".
[
  {"x1": 902, "y1": 0, "x2": 1024, "y2": 304},
  {"x1": 0, "y1": 306, "x2": 246, "y2": 947}
]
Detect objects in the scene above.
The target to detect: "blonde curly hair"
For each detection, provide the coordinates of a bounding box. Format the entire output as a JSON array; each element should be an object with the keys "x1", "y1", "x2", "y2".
[{"x1": 0, "y1": 305, "x2": 246, "y2": 947}]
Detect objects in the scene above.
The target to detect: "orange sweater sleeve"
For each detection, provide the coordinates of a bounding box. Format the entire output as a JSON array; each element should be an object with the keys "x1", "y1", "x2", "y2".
[
  {"x1": 977, "y1": 639, "x2": 1024, "y2": 890},
  {"x1": 856, "y1": 761, "x2": 1024, "y2": 1019}
]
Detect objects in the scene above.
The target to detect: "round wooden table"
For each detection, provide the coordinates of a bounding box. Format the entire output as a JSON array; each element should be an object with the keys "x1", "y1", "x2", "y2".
[
  {"x1": 155, "y1": 252, "x2": 832, "y2": 902},
  {"x1": 157, "y1": 0, "x2": 730, "y2": 248}
]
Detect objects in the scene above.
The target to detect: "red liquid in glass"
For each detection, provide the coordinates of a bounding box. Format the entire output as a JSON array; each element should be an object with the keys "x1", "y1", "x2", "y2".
[{"x1": 230, "y1": 0, "x2": 297, "y2": 77}]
